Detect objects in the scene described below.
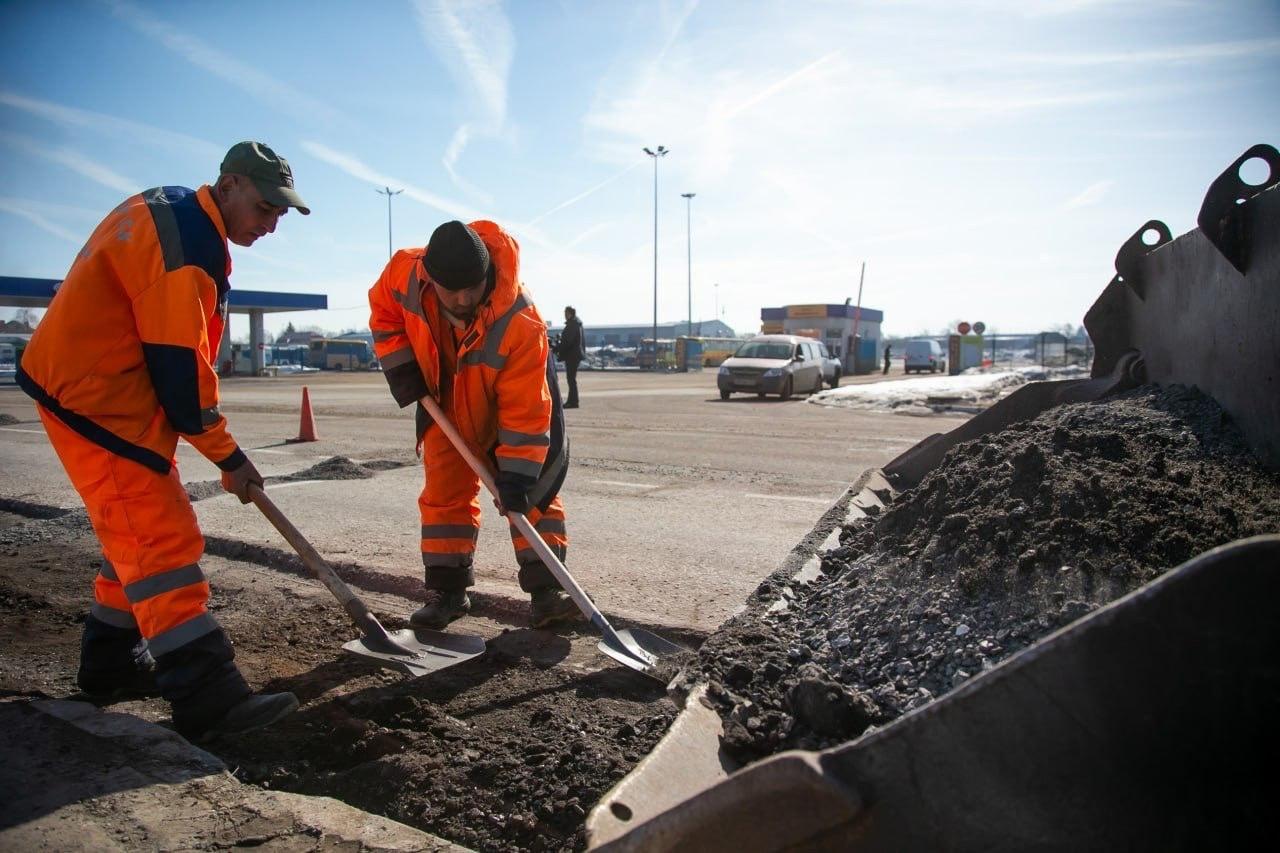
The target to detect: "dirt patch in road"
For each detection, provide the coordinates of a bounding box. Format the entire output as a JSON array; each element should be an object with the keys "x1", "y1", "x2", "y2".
[
  {"x1": 676, "y1": 385, "x2": 1280, "y2": 762},
  {"x1": 0, "y1": 413, "x2": 20, "y2": 426},
  {"x1": 185, "y1": 456, "x2": 413, "y2": 502},
  {"x1": 0, "y1": 508, "x2": 677, "y2": 852}
]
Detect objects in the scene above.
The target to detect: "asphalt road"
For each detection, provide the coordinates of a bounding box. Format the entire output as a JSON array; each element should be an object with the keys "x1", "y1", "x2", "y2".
[{"x1": 0, "y1": 368, "x2": 967, "y2": 632}]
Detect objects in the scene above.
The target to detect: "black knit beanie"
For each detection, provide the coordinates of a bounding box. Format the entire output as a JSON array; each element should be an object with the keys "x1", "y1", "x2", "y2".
[{"x1": 423, "y1": 221, "x2": 490, "y2": 290}]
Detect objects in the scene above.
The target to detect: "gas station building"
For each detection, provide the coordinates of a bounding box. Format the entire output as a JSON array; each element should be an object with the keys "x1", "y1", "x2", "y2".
[{"x1": 760, "y1": 303, "x2": 885, "y2": 375}]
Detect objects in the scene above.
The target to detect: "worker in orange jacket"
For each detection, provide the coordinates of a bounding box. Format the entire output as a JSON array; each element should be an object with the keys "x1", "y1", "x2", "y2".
[
  {"x1": 17, "y1": 142, "x2": 307, "y2": 742},
  {"x1": 368, "y1": 220, "x2": 579, "y2": 629}
]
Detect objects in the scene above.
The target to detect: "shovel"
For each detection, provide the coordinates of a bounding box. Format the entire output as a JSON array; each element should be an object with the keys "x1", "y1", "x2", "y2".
[
  {"x1": 418, "y1": 394, "x2": 687, "y2": 680},
  {"x1": 248, "y1": 484, "x2": 485, "y2": 677}
]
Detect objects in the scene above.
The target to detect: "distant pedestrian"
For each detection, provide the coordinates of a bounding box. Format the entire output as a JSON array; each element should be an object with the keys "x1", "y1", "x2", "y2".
[
  {"x1": 883, "y1": 344, "x2": 892, "y2": 375},
  {"x1": 557, "y1": 306, "x2": 586, "y2": 408}
]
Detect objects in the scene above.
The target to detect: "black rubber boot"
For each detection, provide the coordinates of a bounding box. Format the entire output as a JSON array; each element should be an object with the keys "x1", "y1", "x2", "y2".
[
  {"x1": 76, "y1": 614, "x2": 160, "y2": 700},
  {"x1": 409, "y1": 590, "x2": 471, "y2": 630},
  {"x1": 155, "y1": 627, "x2": 254, "y2": 741},
  {"x1": 530, "y1": 587, "x2": 579, "y2": 628},
  {"x1": 196, "y1": 691, "x2": 299, "y2": 743}
]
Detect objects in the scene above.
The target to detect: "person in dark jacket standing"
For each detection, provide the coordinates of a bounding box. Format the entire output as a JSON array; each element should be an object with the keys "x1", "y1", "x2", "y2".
[
  {"x1": 883, "y1": 343, "x2": 892, "y2": 375},
  {"x1": 556, "y1": 306, "x2": 586, "y2": 408}
]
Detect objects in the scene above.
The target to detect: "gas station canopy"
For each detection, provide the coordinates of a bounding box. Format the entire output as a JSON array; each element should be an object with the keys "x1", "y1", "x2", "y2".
[
  {"x1": 0, "y1": 277, "x2": 327, "y2": 313},
  {"x1": 1, "y1": 276, "x2": 328, "y2": 375}
]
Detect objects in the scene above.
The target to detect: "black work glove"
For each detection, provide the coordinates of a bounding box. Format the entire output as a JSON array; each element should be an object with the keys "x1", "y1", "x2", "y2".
[
  {"x1": 495, "y1": 470, "x2": 534, "y2": 516},
  {"x1": 221, "y1": 456, "x2": 264, "y2": 504}
]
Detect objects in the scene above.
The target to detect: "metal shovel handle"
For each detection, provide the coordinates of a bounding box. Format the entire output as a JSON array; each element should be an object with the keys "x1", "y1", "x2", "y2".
[
  {"x1": 418, "y1": 395, "x2": 625, "y2": 645},
  {"x1": 248, "y1": 484, "x2": 393, "y2": 644}
]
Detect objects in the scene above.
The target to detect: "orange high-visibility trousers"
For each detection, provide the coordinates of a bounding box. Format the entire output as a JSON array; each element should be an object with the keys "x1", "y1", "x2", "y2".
[
  {"x1": 418, "y1": 422, "x2": 567, "y2": 593},
  {"x1": 37, "y1": 405, "x2": 218, "y2": 656}
]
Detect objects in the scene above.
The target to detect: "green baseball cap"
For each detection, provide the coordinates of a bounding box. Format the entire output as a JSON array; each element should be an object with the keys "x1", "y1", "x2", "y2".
[{"x1": 220, "y1": 141, "x2": 310, "y2": 215}]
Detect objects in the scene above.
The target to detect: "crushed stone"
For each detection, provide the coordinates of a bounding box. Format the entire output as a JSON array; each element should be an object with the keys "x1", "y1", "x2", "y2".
[{"x1": 676, "y1": 385, "x2": 1280, "y2": 762}]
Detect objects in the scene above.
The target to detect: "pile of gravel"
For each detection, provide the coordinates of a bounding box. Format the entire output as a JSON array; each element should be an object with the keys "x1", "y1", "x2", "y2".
[
  {"x1": 185, "y1": 456, "x2": 412, "y2": 502},
  {"x1": 283, "y1": 455, "x2": 375, "y2": 480},
  {"x1": 677, "y1": 385, "x2": 1280, "y2": 763}
]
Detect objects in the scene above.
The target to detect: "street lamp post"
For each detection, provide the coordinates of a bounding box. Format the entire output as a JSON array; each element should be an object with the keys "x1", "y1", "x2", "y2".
[
  {"x1": 681, "y1": 192, "x2": 695, "y2": 341},
  {"x1": 375, "y1": 186, "x2": 403, "y2": 260},
  {"x1": 643, "y1": 146, "x2": 668, "y2": 369}
]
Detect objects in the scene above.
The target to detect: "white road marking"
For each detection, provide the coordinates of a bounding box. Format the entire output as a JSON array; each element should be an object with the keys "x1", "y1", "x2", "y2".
[
  {"x1": 0, "y1": 427, "x2": 43, "y2": 434},
  {"x1": 176, "y1": 444, "x2": 292, "y2": 455},
  {"x1": 744, "y1": 493, "x2": 835, "y2": 505},
  {"x1": 264, "y1": 479, "x2": 322, "y2": 490},
  {"x1": 590, "y1": 480, "x2": 660, "y2": 489}
]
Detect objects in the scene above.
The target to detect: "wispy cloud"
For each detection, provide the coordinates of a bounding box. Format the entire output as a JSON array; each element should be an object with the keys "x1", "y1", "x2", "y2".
[
  {"x1": 442, "y1": 125, "x2": 493, "y2": 204},
  {"x1": 0, "y1": 131, "x2": 138, "y2": 195},
  {"x1": 652, "y1": 0, "x2": 701, "y2": 68},
  {"x1": 718, "y1": 52, "x2": 841, "y2": 122},
  {"x1": 301, "y1": 140, "x2": 574, "y2": 255},
  {"x1": 564, "y1": 221, "x2": 613, "y2": 250},
  {"x1": 1063, "y1": 179, "x2": 1114, "y2": 209},
  {"x1": 0, "y1": 197, "x2": 84, "y2": 243},
  {"x1": 101, "y1": 0, "x2": 345, "y2": 126},
  {"x1": 529, "y1": 162, "x2": 643, "y2": 225},
  {"x1": 411, "y1": 0, "x2": 514, "y2": 192},
  {"x1": 976, "y1": 37, "x2": 1280, "y2": 70},
  {"x1": 300, "y1": 140, "x2": 486, "y2": 222},
  {"x1": 0, "y1": 90, "x2": 222, "y2": 160}
]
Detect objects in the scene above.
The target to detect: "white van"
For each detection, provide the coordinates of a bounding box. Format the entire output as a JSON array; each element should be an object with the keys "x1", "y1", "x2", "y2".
[{"x1": 904, "y1": 339, "x2": 946, "y2": 374}]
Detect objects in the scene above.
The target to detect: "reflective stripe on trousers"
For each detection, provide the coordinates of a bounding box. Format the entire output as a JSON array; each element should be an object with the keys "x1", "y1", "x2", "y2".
[
  {"x1": 419, "y1": 415, "x2": 568, "y2": 570},
  {"x1": 37, "y1": 404, "x2": 218, "y2": 656}
]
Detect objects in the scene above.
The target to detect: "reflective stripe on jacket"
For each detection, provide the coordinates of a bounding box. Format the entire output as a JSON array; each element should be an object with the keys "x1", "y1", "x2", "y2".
[
  {"x1": 368, "y1": 220, "x2": 567, "y2": 506},
  {"x1": 17, "y1": 185, "x2": 244, "y2": 475}
]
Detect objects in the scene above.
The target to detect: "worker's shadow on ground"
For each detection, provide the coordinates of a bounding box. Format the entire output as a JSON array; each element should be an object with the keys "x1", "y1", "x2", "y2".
[{"x1": 263, "y1": 627, "x2": 666, "y2": 717}]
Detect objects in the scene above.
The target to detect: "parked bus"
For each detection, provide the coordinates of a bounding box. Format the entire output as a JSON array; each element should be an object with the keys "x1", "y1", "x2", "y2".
[
  {"x1": 231, "y1": 343, "x2": 312, "y2": 375},
  {"x1": 308, "y1": 338, "x2": 377, "y2": 370},
  {"x1": 637, "y1": 338, "x2": 676, "y2": 370},
  {"x1": 675, "y1": 335, "x2": 748, "y2": 369}
]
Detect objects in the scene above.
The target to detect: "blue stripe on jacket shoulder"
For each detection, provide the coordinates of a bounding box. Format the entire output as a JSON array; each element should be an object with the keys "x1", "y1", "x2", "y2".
[{"x1": 144, "y1": 186, "x2": 230, "y2": 299}]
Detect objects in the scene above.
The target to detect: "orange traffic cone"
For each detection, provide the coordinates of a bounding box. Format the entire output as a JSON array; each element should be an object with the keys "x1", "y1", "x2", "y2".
[{"x1": 287, "y1": 386, "x2": 318, "y2": 443}]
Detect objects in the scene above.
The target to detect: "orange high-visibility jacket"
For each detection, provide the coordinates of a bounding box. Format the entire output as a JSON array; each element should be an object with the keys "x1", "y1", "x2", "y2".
[
  {"x1": 18, "y1": 185, "x2": 246, "y2": 475},
  {"x1": 368, "y1": 220, "x2": 566, "y2": 501}
]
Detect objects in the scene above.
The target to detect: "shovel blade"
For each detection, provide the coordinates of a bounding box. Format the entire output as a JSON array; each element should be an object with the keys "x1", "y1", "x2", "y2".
[
  {"x1": 598, "y1": 628, "x2": 691, "y2": 682},
  {"x1": 343, "y1": 628, "x2": 486, "y2": 678}
]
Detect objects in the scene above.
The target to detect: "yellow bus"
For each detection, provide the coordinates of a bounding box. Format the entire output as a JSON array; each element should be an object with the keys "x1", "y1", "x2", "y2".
[{"x1": 676, "y1": 336, "x2": 747, "y2": 368}]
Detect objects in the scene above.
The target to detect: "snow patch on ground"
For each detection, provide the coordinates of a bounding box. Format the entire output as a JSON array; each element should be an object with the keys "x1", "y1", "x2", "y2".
[{"x1": 810, "y1": 366, "x2": 1089, "y2": 414}]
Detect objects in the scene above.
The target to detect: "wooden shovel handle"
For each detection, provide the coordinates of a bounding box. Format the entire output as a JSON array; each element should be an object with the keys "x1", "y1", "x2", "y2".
[
  {"x1": 417, "y1": 395, "x2": 620, "y2": 640},
  {"x1": 248, "y1": 484, "x2": 386, "y2": 638}
]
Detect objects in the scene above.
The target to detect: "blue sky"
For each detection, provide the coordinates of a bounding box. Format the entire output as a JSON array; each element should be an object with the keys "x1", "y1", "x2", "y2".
[{"x1": 2, "y1": 0, "x2": 1278, "y2": 340}]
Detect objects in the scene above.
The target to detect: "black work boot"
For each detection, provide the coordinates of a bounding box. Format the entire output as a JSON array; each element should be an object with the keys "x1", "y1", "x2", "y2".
[
  {"x1": 410, "y1": 590, "x2": 471, "y2": 630},
  {"x1": 196, "y1": 691, "x2": 299, "y2": 743},
  {"x1": 530, "y1": 587, "x2": 579, "y2": 628},
  {"x1": 77, "y1": 614, "x2": 161, "y2": 700},
  {"x1": 156, "y1": 626, "x2": 256, "y2": 741}
]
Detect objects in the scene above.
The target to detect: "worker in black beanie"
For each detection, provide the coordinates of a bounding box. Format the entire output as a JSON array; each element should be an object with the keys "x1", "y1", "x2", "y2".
[{"x1": 368, "y1": 220, "x2": 577, "y2": 630}]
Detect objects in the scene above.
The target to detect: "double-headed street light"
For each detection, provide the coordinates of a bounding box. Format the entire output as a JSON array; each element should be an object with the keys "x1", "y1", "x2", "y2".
[
  {"x1": 375, "y1": 186, "x2": 403, "y2": 260},
  {"x1": 681, "y1": 192, "x2": 696, "y2": 339},
  {"x1": 643, "y1": 146, "x2": 668, "y2": 369}
]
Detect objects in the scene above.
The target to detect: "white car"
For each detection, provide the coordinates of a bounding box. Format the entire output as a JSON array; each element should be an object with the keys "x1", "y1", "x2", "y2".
[
  {"x1": 816, "y1": 341, "x2": 842, "y2": 388},
  {"x1": 717, "y1": 334, "x2": 826, "y2": 400}
]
